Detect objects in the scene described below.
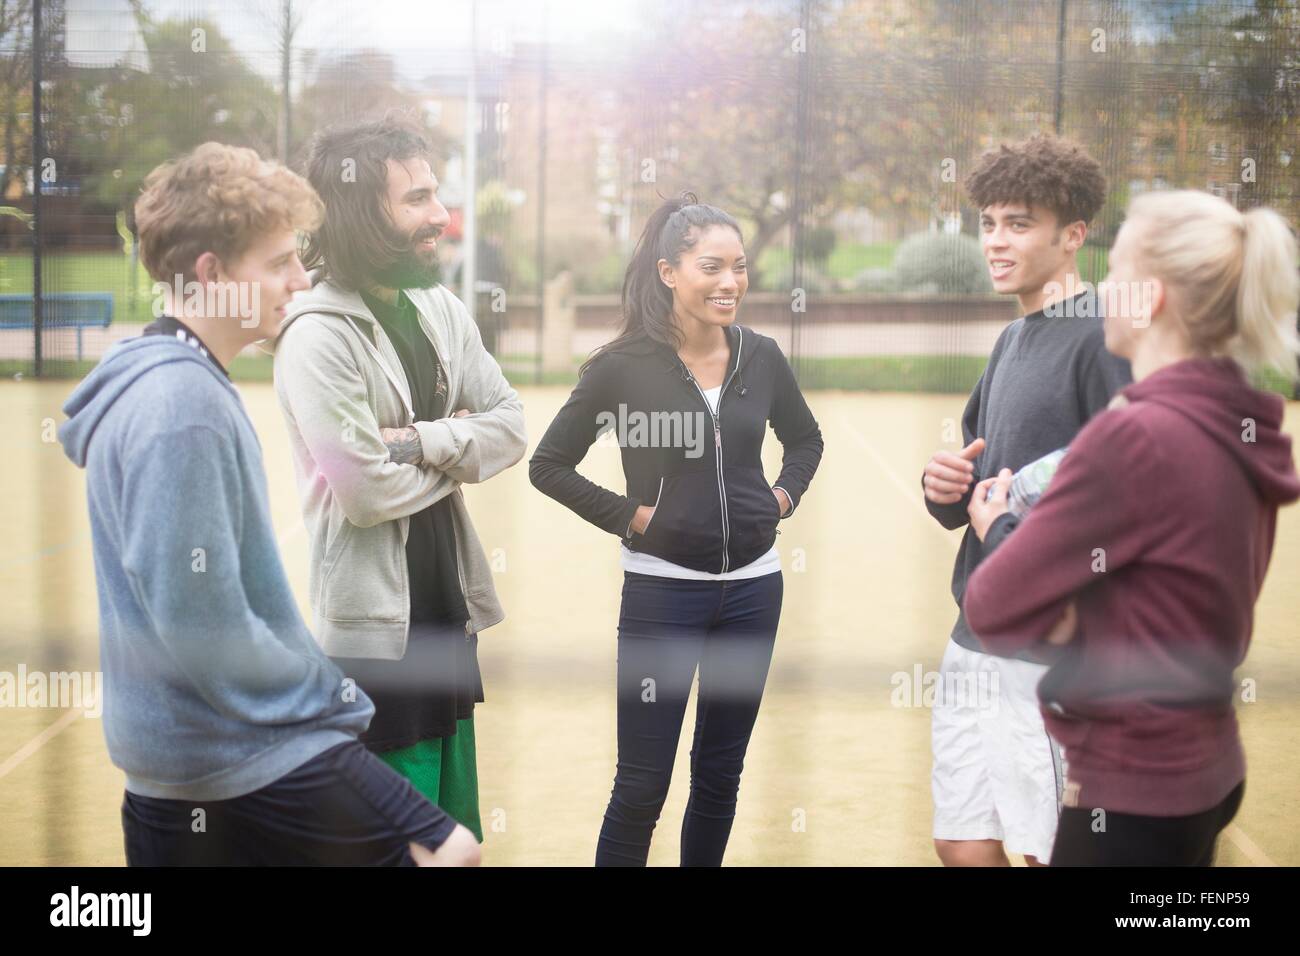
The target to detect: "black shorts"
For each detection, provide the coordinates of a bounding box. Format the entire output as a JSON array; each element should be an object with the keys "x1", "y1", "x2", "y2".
[
  {"x1": 1051, "y1": 780, "x2": 1245, "y2": 867},
  {"x1": 121, "y1": 740, "x2": 458, "y2": 866}
]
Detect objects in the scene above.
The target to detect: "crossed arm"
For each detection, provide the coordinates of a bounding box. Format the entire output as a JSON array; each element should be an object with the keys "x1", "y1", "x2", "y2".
[
  {"x1": 381, "y1": 413, "x2": 468, "y2": 465},
  {"x1": 275, "y1": 313, "x2": 526, "y2": 527}
]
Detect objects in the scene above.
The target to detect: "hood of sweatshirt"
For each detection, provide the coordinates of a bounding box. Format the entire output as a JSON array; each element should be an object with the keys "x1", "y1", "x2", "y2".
[
  {"x1": 276, "y1": 271, "x2": 468, "y2": 336},
  {"x1": 601, "y1": 323, "x2": 764, "y2": 396},
  {"x1": 59, "y1": 335, "x2": 233, "y2": 469},
  {"x1": 1122, "y1": 356, "x2": 1300, "y2": 506},
  {"x1": 277, "y1": 272, "x2": 377, "y2": 339}
]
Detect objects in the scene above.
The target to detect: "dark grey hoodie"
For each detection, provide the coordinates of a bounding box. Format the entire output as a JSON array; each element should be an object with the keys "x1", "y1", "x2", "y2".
[{"x1": 924, "y1": 296, "x2": 1132, "y2": 651}]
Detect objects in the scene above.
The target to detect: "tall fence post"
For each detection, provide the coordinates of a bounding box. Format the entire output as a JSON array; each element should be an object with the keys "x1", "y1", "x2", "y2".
[
  {"x1": 461, "y1": 0, "x2": 479, "y2": 330},
  {"x1": 32, "y1": 0, "x2": 43, "y2": 377},
  {"x1": 790, "y1": 0, "x2": 813, "y2": 381},
  {"x1": 533, "y1": 0, "x2": 549, "y2": 386},
  {"x1": 1054, "y1": 0, "x2": 1067, "y2": 134}
]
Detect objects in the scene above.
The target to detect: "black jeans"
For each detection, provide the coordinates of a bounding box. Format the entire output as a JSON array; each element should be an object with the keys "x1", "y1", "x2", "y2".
[
  {"x1": 1051, "y1": 780, "x2": 1245, "y2": 866},
  {"x1": 596, "y1": 570, "x2": 783, "y2": 867},
  {"x1": 121, "y1": 740, "x2": 457, "y2": 866}
]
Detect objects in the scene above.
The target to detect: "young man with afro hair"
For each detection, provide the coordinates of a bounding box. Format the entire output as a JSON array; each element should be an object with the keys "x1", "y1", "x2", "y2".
[{"x1": 920, "y1": 134, "x2": 1132, "y2": 867}]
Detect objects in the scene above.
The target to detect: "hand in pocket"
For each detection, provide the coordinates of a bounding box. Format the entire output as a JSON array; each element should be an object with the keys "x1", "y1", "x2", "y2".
[
  {"x1": 629, "y1": 504, "x2": 657, "y2": 535},
  {"x1": 772, "y1": 487, "x2": 791, "y2": 517}
]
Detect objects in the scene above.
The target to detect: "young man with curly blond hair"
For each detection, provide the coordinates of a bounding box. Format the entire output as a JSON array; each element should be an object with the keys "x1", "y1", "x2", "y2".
[
  {"x1": 58, "y1": 142, "x2": 478, "y2": 866},
  {"x1": 920, "y1": 134, "x2": 1131, "y2": 867}
]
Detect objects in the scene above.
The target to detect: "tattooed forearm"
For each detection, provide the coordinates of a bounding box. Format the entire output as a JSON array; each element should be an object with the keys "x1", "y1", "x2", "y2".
[{"x1": 383, "y1": 426, "x2": 424, "y2": 465}]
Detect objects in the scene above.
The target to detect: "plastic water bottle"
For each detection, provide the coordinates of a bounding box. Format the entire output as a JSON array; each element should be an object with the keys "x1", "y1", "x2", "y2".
[{"x1": 986, "y1": 448, "x2": 1068, "y2": 519}]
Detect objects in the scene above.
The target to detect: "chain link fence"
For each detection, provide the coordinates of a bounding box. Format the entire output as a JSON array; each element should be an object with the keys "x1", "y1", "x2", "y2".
[{"x1": 2, "y1": 0, "x2": 1296, "y2": 390}]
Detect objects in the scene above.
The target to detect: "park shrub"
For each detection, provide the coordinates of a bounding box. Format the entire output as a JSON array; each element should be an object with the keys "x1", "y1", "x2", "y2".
[{"x1": 891, "y1": 231, "x2": 992, "y2": 294}]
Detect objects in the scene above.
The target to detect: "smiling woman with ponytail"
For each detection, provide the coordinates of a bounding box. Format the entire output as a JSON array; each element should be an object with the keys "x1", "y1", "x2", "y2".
[
  {"x1": 530, "y1": 192, "x2": 824, "y2": 866},
  {"x1": 963, "y1": 190, "x2": 1300, "y2": 866},
  {"x1": 587, "y1": 193, "x2": 739, "y2": 363}
]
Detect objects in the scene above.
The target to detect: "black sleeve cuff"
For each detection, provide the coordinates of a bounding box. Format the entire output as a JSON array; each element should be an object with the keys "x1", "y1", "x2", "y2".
[
  {"x1": 773, "y1": 485, "x2": 797, "y2": 518},
  {"x1": 982, "y1": 512, "x2": 1020, "y2": 554}
]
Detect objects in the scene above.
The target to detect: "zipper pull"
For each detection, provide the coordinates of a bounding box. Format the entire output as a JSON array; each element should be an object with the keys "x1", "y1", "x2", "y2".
[{"x1": 714, "y1": 420, "x2": 721, "y2": 448}]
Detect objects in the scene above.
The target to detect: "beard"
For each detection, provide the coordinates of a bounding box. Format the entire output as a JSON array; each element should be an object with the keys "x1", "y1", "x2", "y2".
[{"x1": 372, "y1": 223, "x2": 442, "y2": 291}]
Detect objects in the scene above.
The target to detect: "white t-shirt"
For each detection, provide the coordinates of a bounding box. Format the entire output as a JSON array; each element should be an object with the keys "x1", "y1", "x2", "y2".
[{"x1": 620, "y1": 385, "x2": 782, "y2": 580}]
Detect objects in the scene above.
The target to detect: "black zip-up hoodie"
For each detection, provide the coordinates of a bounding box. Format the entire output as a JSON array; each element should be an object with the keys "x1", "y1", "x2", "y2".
[{"x1": 529, "y1": 324, "x2": 823, "y2": 574}]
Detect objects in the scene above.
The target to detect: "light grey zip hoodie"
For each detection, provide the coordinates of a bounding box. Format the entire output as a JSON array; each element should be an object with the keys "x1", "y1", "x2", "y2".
[{"x1": 273, "y1": 277, "x2": 526, "y2": 660}]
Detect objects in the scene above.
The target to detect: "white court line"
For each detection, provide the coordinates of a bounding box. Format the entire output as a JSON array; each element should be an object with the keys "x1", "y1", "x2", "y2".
[
  {"x1": 0, "y1": 524, "x2": 303, "y2": 787},
  {"x1": 837, "y1": 416, "x2": 963, "y2": 542},
  {"x1": 1224, "y1": 824, "x2": 1277, "y2": 867},
  {"x1": 4, "y1": 418, "x2": 1283, "y2": 865},
  {"x1": 838, "y1": 415, "x2": 1280, "y2": 868},
  {"x1": 0, "y1": 533, "x2": 91, "y2": 572},
  {"x1": 0, "y1": 707, "x2": 85, "y2": 782}
]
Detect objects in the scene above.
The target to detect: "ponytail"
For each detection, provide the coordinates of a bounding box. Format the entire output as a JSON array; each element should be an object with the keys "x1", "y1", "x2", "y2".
[
  {"x1": 1234, "y1": 207, "x2": 1300, "y2": 382},
  {"x1": 1127, "y1": 190, "x2": 1300, "y2": 382},
  {"x1": 580, "y1": 192, "x2": 742, "y2": 375}
]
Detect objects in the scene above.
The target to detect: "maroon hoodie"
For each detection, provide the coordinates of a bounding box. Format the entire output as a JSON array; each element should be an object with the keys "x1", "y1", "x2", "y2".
[{"x1": 964, "y1": 357, "x2": 1300, "y2": 817}]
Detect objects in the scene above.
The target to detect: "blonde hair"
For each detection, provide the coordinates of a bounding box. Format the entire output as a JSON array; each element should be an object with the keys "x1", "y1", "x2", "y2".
[
  {"x1": 1126, "y1": 189, "x2": 1300, "y2": 381},
  {"x1": 134, "y1": 142, "x2": 323, "y2": 284}
]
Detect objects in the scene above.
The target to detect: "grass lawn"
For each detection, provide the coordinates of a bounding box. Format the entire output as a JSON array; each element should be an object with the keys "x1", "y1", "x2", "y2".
[
  {"x1": 1077, "y1": 244, "x2": 1110, "y2": 285},
  {"x1": 758, "y1": 241, "x2": 898, "y2": 283},
  {"x1": 757, "y1": 240, "x2": 1110, "y2": 288},
  {"x1": 3, "y1": 243, "x2": 1112, "y2": 310},
  {"x1": 1, "y1": 251, "x2": 157, "y2": 324},
  {"x1": 5, "y1": 350, "x2": 1294, "y2": 398},
  {"x1": 3, "y1": 351, "x2": 993, "y2": 393},
  {"x1": 0, "y1": 353, "x2": 279, "y2": 383},
  {"x1": 4, "y1": 252, "x2": 1290, "y2": 397}
]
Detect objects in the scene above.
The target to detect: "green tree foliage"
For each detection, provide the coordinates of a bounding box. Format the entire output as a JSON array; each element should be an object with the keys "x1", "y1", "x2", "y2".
[{"x1": 58, "y1": 16, "x2": 278, "y2": 211}]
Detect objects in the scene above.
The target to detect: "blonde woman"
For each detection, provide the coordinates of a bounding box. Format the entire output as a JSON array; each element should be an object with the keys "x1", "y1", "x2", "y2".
[{"x1": 964, "y1": 190, "x2": 1300, "y2": 866}]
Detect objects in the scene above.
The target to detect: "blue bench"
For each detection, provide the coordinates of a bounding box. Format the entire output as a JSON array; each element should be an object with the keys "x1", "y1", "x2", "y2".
[{"x1": 0, "y1": 293, "x2": 114, "y2": 361}]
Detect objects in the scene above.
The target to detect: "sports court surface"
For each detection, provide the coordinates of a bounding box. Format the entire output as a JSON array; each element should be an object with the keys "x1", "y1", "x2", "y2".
[{"x1": 2, "y1": 382, "x2": 1297, "y2": 865}]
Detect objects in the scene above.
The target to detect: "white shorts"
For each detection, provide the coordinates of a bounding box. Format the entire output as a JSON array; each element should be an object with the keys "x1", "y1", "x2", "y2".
[{"x1": 931, "y1": 637, "x2": 1065, "y2": 862}]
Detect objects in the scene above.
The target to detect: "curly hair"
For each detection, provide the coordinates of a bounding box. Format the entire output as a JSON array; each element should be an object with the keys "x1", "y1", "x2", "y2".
[
  {"x1": 134, "y1": 142, "x2": 323, "y2": 284},
  {"x1": 964, "y1": 134, "x2": 1107, "y2": 227}
]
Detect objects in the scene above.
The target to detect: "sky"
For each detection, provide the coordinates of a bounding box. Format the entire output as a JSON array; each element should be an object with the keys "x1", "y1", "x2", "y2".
[
  {"x1": 60, "y1": 1, "x2": 1241, "y2": 82},
  {"x1": 64, "y1": 0, "x2": 651, "y2": 79}
]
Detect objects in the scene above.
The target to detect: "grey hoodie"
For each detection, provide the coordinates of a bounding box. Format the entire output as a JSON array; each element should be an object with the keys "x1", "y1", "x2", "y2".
[
  {"x1": 273, "y1": 278, "x2": 526, "y2": 660},
  {"x1": 59, "y1": 335, "x2": 373, "y2": 801}
]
